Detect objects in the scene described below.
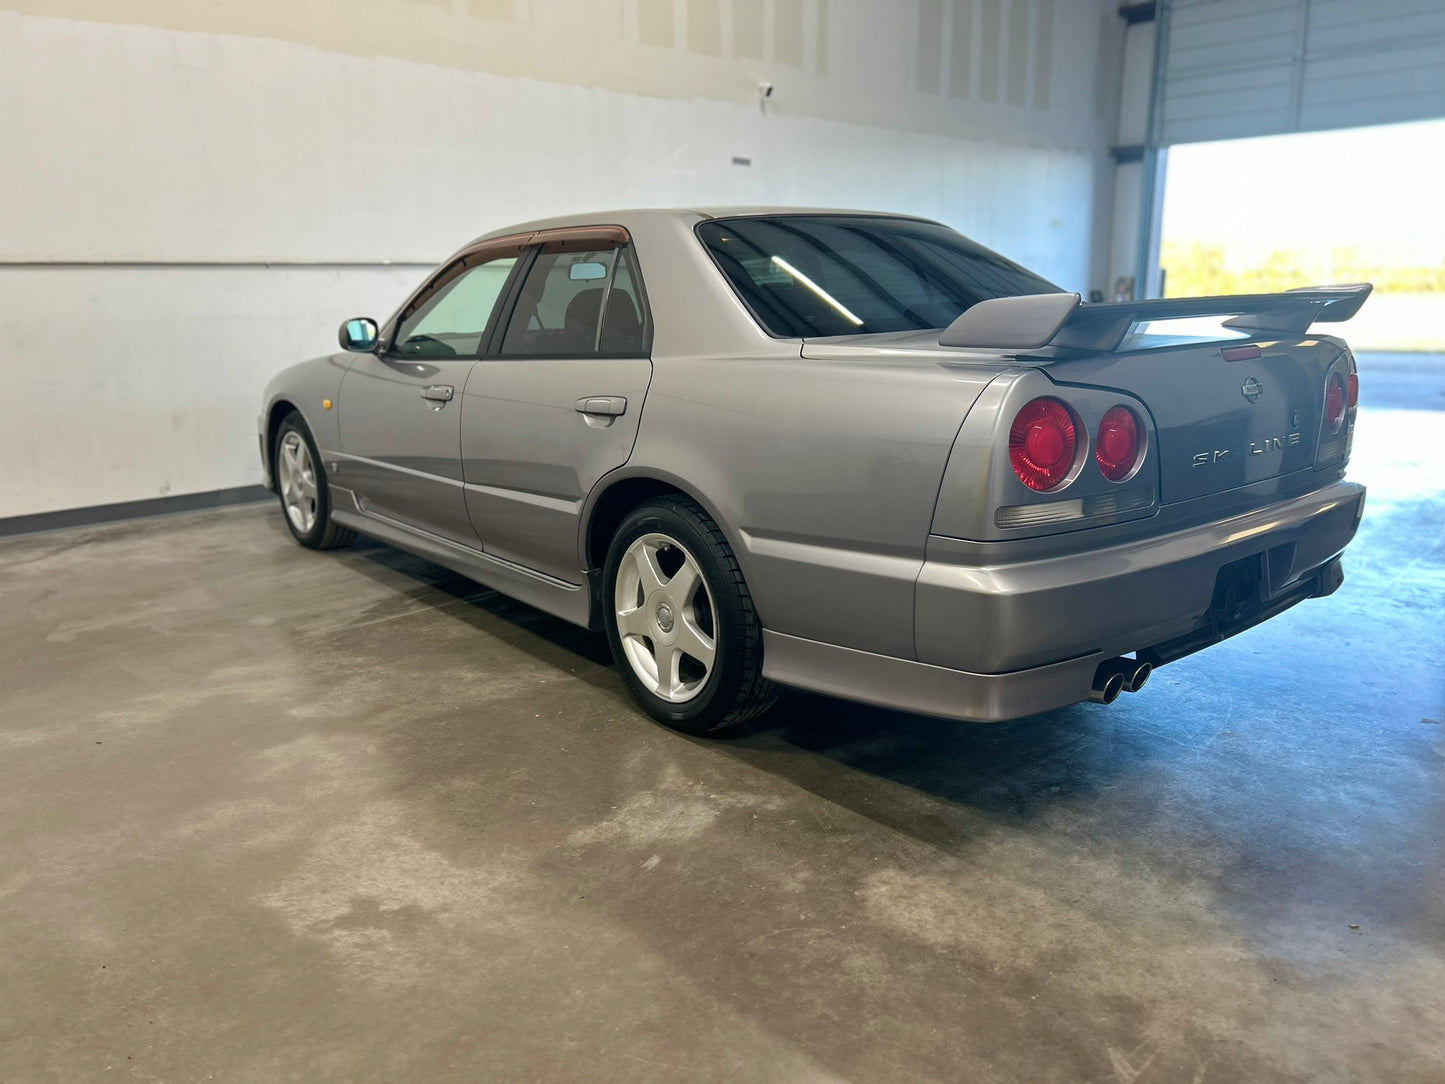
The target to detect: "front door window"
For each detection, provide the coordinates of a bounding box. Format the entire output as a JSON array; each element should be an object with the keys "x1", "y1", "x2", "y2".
[{"x1": 393, "y1": 257, "x2": 518, "y2": 358}]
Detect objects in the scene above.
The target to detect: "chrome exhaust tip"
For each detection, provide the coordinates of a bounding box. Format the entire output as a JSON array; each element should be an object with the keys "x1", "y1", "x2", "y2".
[
  {"x1": 1090, "y1": 668, "x2": 1126, "y2": 705},
  {"x1": 1092, "y1": 657, "x2": 1152, "y2": 702},
  {"x1": 1125, "y1": 661, "x2": 1152, "y2": 693}
]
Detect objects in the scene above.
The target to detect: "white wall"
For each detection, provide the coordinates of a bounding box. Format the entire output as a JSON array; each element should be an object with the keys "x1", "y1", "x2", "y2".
[{"x1": 0, "y1": 2, "x2": 1122, "y2": 518}]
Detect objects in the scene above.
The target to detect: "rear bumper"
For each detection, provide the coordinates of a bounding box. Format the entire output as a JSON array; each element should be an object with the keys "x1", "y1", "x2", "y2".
[
  {"x1": 916, "y1": 480, "x2": 1365, "y2": 674},
  {"x1": 761, "y1": 481, "x2": 1364, "y2": 722},
  {"x1": 762, "y1": 630, "x2": 1113, "y2": 723}
]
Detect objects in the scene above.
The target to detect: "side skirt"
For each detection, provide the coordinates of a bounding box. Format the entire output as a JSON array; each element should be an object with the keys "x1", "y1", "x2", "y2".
[{"x1": 330, "y1": 498, "x2": 595, "y2": 630}]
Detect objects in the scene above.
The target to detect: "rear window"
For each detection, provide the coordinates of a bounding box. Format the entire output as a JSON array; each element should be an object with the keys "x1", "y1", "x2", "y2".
[{"x1": 697, "y1": 215, "x2": 1062, "y2": 338}]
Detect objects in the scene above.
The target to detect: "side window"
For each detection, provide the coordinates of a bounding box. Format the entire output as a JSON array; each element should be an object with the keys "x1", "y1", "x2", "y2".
[
  {"x1": 392, "y1": 256, "x2": 517, "y2": 358},
  {"x1": 601, "y1": 247, "x2": 647, "y2": 355},
  {"x1": 499, "y1": 246, "x2": 649, "y2": 357}
]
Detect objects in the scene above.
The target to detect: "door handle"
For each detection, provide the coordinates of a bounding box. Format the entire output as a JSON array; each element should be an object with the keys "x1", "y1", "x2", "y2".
[
  {"x1": 420, "y1": 385, "x2": 454, "y2": 403},
  {"x1": 574, "y1": 396, "x2": 627, "y2": 417}
]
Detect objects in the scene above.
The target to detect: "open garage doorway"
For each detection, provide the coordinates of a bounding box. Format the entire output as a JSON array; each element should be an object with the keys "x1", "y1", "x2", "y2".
[{"x1": 1157, "y1": 117, "x2": 1445, "y2": 354}]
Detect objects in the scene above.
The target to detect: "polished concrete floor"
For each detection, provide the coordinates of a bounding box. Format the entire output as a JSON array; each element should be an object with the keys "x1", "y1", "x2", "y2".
[{"x1": 2, "y1": 375, "x2": 1443, "y2": 1081}]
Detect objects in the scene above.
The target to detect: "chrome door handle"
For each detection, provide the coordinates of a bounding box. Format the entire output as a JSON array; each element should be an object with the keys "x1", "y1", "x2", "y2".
[
  {"x1": 574, "y1": 396, "x2": 627, "y2": 417},
  {"x1": 420, "y1": 385, "x2": 454, "y2": 402}
]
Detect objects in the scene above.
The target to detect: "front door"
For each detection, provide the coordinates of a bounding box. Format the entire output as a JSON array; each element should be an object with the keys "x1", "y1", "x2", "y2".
[
  {"x1": 462, "y1": 241, "x2": 653, "y2": 584},
  {"x1": 338, "y1": 253, "x2": 520, "y2": 547}
]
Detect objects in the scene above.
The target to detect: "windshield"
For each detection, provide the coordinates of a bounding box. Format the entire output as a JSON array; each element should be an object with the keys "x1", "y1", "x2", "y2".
[{"x1": 697, "y1": 215, "x2": 1062, "y2": 338}]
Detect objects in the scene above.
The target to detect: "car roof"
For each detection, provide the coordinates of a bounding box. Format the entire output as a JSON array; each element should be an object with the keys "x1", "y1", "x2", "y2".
[{"x1": 472, "y1": 207, "x2": 944, "y2": 244}]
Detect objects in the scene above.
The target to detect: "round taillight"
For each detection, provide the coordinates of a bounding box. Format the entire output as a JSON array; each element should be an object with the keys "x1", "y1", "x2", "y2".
[
  {"x1": 1095, "y1": 405, "x2": 1142, "y2": 482},
  {"x1": 1325, "y1": 374, "x2": 1347, "y2": 433},
  {"x1": 1347, "y1": 372, "x2": 1359, "y2": 410},
  {"x1": 1009, "y1": 397, "x2": 1078, "y2": 492}
]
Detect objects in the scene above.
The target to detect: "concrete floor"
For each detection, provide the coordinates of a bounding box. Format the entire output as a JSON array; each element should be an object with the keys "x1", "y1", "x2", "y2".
[{"x1": 2, "y1": 363, "x2": 1443, "y2": 1082}]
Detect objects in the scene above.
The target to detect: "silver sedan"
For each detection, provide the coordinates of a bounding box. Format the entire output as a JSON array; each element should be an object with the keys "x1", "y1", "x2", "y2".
[{"x1": 260, "y1": 209, "x2": 1367, "y2": 734}]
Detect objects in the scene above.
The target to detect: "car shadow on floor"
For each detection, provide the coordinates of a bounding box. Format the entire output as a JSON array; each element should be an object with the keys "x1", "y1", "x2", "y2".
[
  {"x1": 333, "y1": 534, "x2": 615, "y2": 671},
  {"x1": 321, "y1": 529, "x2": 1156, "y2": 842},
  {"x1": 714, "y1": 690, "x2": 1155, "y2": 839}
]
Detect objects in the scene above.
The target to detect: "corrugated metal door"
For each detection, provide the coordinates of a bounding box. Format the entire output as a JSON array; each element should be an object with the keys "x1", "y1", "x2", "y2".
[{"x1": 1157, "y1": 0, "x2": 1445, "y2": 144}]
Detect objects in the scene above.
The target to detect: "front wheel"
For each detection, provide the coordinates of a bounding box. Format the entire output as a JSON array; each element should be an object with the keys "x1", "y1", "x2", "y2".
[
  {"x1": 602, "y1": 496, "x2": 777, "y2": 735},
  {"x1": 273, "y1": 413, "x2": 354, "y2": 550}
]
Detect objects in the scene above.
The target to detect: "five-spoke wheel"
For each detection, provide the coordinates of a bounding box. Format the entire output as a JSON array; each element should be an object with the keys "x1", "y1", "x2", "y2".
[
  {"x1": 603, "y1": 496, "x2": 776, "y2": 734},
  {"x1": 614, "y1": 533, "x2": 717, "y2": 703},
  {"x1": 272, "y1": 413, "x2": 353, "y2": 550},
  {"x1": 277, "y1": 429, "x2": 319, "y2": 536}
]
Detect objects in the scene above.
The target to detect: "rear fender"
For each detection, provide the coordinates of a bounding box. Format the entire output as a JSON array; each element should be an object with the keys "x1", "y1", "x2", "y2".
[{"x1": 622, "y1": 353, "x2": 995, "y2": 659}]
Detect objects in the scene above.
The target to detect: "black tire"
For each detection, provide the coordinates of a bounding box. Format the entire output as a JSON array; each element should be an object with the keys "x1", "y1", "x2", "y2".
[
  {"x1": 273, "y1": 412, "x2": 355, "y2": 551},
  {"x1": 602, "y1": 495, "x2": 778, "y2": 735}
]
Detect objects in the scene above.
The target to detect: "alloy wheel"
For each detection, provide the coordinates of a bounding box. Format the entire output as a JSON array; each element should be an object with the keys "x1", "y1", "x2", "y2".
[
  {"x1": 614, "y1": 533, "x2": 717, "y2": 703},
  {"x1": 278, "y1": 430, "x2": 319, "y2": 535}
]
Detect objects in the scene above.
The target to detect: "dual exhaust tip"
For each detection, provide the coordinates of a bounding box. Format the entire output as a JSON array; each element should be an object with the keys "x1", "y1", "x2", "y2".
[{"x1": 1089, "y1": 657, "x2": 1152, "y2": 705}]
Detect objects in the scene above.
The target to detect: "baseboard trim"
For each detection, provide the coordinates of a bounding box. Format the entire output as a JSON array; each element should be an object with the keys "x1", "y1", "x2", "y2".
[{"x1": 0, "y1": 485, "x2": 273, "y2": 538}]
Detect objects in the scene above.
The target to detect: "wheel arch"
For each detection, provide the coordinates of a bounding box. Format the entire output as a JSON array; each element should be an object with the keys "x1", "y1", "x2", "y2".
[
  {"x1": 264, "y1": 398, "x2": 303, "y2": 486},
  {"x1": 581, "y1": 469, "x2": 747, "y2": 579}
]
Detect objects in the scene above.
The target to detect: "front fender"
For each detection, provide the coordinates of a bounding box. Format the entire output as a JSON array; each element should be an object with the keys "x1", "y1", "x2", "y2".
[{"x1": 259, "y1": 353, "x2": 353, "y2": 481}]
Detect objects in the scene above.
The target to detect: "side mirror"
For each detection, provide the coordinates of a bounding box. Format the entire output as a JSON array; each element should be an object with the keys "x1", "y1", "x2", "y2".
[{"x1": 339, "y1": 317, "x2": 379, "y2": 352}]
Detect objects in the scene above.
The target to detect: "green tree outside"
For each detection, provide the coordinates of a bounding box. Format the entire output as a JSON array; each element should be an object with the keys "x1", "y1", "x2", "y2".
[{"x1": 1162, "y1": 241, "x2": 1445, "y2": 297}]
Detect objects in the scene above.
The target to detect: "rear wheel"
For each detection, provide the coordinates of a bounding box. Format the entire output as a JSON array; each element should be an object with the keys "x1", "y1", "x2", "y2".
[
  {"x1": 603, "y1": 496, "x2": 777, "y2": 735},
  {"x1": 273, "y1": 413, "x2": 354, "y2": 550}
]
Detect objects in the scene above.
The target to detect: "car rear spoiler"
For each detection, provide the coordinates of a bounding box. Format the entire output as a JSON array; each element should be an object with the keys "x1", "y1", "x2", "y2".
[{"x1": 937, "y1": 283, "x2": 1373, "y2": 353}]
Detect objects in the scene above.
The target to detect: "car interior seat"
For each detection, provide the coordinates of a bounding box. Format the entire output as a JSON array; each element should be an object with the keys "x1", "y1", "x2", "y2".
[{"x1": 563, "y1": 288, "x2": 645, "y2": 355}]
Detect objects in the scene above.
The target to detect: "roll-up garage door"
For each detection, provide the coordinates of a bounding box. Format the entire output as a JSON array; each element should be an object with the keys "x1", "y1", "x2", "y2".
[{"x1": 1157, "y1": 0, "x2": 1445, "y2": 145}]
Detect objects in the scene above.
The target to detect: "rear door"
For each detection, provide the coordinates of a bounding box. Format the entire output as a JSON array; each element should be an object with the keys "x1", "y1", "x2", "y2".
[
  {"x1": 338, "y1": 249, "x2": 522, "y2": 546},
  {"x1": 461, "y1": 231, "x2": 653, "y2": 584}
]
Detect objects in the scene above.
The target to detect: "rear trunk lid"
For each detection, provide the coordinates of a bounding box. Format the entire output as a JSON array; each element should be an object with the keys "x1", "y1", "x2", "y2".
[{"x1": 1040, "y1": 332, "x2": 1349, "y2": 503}]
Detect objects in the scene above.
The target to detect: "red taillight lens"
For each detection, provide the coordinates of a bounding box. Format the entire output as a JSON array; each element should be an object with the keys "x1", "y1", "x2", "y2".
[
  {"x1": 1095, "y1": 405, "x2": 1142, "y2": 482},
  {"x1": 1009, "y1": 398, "x2": 1077, "y2": 492},
  {"x1": 1347, "y1": 372, "x2": 1359, "y2": 410},
  {"x1": 1325, "y1": 374, "x2": 1347, "y2": 433}
]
